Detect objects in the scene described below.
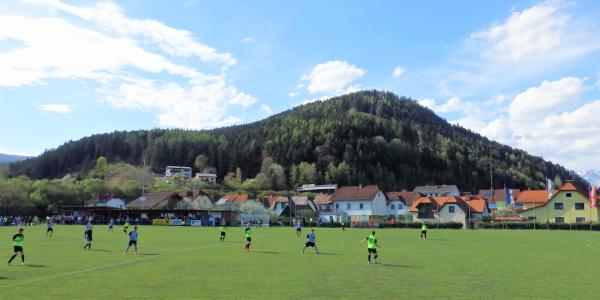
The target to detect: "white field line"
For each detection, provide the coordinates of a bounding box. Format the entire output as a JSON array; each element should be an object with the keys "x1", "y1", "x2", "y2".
[{"x1": 0, "y1": 244, "x2": 216, "y2": 288}]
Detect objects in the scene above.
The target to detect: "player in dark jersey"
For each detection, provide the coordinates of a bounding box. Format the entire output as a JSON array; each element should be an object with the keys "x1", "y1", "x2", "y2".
[
  {"x1": 46, "y1": 218, "x2": 54, "y2": 237},
  {"x1": 84, "y1": 221, "x2": 93, "y2": 250},
  {"x1": 123, "y1": 226, "x2": 139, "y2": 255},
  {"x1": 8, "y1": 228, "x2": 25, "y2": 265},
  {"x1": 302, "y1": 229, "x2": 319, "y2": 254},
  {"x1": 359, "y1": 231, "x2": 380, "y2": 264}
]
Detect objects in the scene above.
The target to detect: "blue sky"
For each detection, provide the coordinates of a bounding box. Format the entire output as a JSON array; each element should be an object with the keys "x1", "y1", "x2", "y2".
[{"x1": 1, "y1": 0, "x2": 600, "y2": 171}]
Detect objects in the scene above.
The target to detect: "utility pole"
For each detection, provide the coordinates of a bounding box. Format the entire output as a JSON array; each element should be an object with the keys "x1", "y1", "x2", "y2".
[{"x1": 141, "y1": 151, "x2": 147, "y2": 211}]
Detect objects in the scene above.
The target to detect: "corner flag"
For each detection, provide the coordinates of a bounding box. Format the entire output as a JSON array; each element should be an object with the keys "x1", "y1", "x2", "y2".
[{"x1": 547, "y1": 178, "x2": 553, "y2": 200}]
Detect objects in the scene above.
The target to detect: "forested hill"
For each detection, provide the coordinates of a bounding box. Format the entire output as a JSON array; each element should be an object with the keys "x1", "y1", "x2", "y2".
[{"x1": 9, "y1": 90, "x2": 585, "y2": 192}]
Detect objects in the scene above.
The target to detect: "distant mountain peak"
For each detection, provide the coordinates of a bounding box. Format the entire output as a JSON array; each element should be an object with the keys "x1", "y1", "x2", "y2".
[
  {"x1": 0, "y1": 153, "x2": 30, "y2": 164},
  {"x1": 580, "y1": 170, "x2": 600, "y2": 187}
]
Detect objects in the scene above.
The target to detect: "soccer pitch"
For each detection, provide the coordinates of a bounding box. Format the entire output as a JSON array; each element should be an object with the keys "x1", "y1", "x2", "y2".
[{"x1": 2, "y1": 226, "x2": 600, "y2": 299}]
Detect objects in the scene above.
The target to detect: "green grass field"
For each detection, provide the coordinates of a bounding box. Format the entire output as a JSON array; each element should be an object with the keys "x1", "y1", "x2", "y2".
[{"x1": 1, "y1": 225, "x2": 600, "y2": 299}]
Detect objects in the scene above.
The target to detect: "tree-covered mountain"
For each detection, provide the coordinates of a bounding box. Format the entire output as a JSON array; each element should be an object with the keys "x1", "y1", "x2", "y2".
[{"x1": 8, "y1": 90, "x2": 586, "y2": 192}]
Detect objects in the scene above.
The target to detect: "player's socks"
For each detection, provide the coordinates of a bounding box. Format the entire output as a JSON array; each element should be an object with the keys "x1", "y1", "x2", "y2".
[
  {"x1": 368, "y1": 255, "x2": 371, "y2": 263},
  {"x1": 8, "y1": 255, "x2": 16, "y2": 263}
]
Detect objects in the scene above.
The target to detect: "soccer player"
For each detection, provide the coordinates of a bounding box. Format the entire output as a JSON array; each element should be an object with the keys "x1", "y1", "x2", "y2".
[
  {"x1": 123, "y1": 219, "x2": 130, "y2": 234},
  {"x1": 219, "y1": 224, "x2": 227, "y2": 242},
  {"x1": 46, "y1": 218, "x2": 54, "y2": 237},
  {"x1": 296, "y1": 221, "x2": 302, "y2": 237},
  {"x1": 84, "y1": 221, "x2": 93, "y2": 250},
  {"x1": 8, "y1": 228, "x2": 25, "y2": 265},
  {"x1": 108, "y1": 218, "x2": 114, "y2": 232},
  {"x1": 243, "y1": 224, "x2": 252, "y2": 252},
  {"x1": 420, "y1": 222, "x2": 428, "y2": 240},
  {"x1": 359, "y1": 231, "x2": 380, "y2": 264},
  {"x1": 341, "y1": 220, "x2": 346, "y2": 231},
  {"x1": 124, "y1": 226, "x2": 139, "y2": 255},
  {"x1": 302, "y1": 229, "x2": 319, "y2": 254}
]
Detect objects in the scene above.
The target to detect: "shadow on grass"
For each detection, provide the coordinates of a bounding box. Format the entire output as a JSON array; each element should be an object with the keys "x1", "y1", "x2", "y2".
[
  {"x1": 0, "y1": 276, "x2": 13, "y2": 280},
  {"x1": 251, "y1": 251, "x2": 280, "y2": 255},
  {"x1": 26, "y1": 264, "x2": 50, "y2": 268},
  {"x1": 380, "y1": 263, "x2": 420, "y2": 268},
  {"x1": 315, "y1": 252, "x2": 336, "y2": 255},
  {"x1": 90, "y1": 249, "x2": 110, "y2": 252},
  {"x1": 136, "y1": 253, "x2": 160, "y2": 256}
]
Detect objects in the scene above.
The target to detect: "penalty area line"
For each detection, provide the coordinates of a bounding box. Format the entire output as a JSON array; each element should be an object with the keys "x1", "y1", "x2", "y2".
[{"x1": 0, "y1": 244, "x2": 216, "y2": 289}]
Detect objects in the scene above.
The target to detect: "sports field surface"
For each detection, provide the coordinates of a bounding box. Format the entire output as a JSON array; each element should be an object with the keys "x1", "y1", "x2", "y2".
[{"x1": 2, "y1": 225, "x2": 600, "y2": 299}]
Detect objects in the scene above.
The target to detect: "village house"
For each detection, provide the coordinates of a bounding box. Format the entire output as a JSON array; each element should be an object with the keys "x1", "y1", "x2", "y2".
[
  {"x1": 519, "y1": 182, "x2": 597, "y2": 224},
  {"x1": 127, "y1": 192, "x2": 182, "y2": 210},
  {"x1": 215, "y1": 193, "x2": 249, "y2": 207},
  {"x1": 478, "y1": 188, "x2": 521, "y2": 210},
  {"x1": 86, "y1": 193, "x2": 126, "y2": 209},
  {"x1": 330, "y1": 185, "x2": 387, "y2": 224},
  {"x1": 386, "y1": 191, "x2": 420, "y2": 217},
  {"x1": 410, "y1": 195, "x2": 490, "y2": 229},
  {"x1": 413, "y1": 185, "x2": 460, "y2": 197},
  {"x1": 515, "y1": 190, "x2": 549, "y2": 210}
]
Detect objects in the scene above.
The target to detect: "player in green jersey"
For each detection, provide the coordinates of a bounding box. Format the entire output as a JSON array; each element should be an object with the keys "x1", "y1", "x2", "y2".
[
  {"x1": 420, "y1": 222, "x2": 428, "y2": 240},
  {"x1": 8, "y1": 228, "x2": 25, "y2": 265},
  {"x1": 219, "y1": 224, "x2": 227, "y2": 242},
  {"x1": 359, "y1": 231, "x2": 380, "y2": 264},
  {"x1": 123, "y1": 220, "x2": 130, "y2": 234},
  {"x1": 243, "y1": 224, "x2": 252, "y2": 252}
]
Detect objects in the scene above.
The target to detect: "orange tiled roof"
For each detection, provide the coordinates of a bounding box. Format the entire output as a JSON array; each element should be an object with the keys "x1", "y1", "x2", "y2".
[
  {"x1": 516, "y1": 190, "x2": 549, "y2": 204},
  {"x1": 313, "y1": 194, "x2": 332, "y2": 204},
  {"x1": 410, "y1": 196, "x2": 471, "y2": 213},
  {"x1": 558, "y1": 182, "x2": 578, "y2": 191}
]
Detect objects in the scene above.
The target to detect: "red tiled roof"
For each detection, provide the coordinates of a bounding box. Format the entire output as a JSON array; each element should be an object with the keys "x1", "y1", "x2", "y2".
[
  {"x1": 516, "y1": 190, "x2": 549, "y2": 204},
  {"x1": 387, "y1": 191, "x2": 420, "y2": 206},
  {"x1": 331, "y1": 185, "x2": 381, "y2": 201},
  {"x1": 409, "y1": 196, "x2": 470, "y2": 213},
  {"x1": 313, "y1": 194, "x2": 332, "y2": 204},
  {"x1": 220, "y1": 193, "x2": 249, "y2": 202},
  {"x1": 558, "y1": 182, "x2": 578, "y2": 191}
]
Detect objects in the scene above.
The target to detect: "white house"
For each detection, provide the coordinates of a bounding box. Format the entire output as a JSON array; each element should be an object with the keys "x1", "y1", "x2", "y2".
[
  {"x1": 165, "y1": 166, "x2": 193, "y2": 179},
  {"x1": 410, "y1": 196, "x2": 490, "y2": 229},
  {"x1": 413, "y1": 185, "x2": 460, "y2": 197},
  {"x1": 86, "y1": 193, "x2": 126, "y2": 209},
  {"x1": 330, "y1": 185, "x2": 387, "y2": 223},
  {"x1": 386, "y1": 191, "x2": 420, "y2": 217},
  {"x1": 195, "y1": 173, "x2": 217, "y2": 184}
]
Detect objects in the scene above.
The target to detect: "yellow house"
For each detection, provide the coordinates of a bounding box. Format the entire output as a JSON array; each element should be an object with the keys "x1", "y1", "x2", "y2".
[{"x1": 520, "y1": 182, "x2": 598, "y2": 223}]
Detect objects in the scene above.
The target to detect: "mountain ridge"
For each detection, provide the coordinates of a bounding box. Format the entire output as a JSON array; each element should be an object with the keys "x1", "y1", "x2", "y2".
[{"x1": 8, "y1": 90, "x2": 586, "y2": 192}]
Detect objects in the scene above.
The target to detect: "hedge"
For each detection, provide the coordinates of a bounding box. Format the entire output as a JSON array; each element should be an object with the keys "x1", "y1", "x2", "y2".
[{"x1": 480, "y1": 222, "x2": 600, "y2": 230}]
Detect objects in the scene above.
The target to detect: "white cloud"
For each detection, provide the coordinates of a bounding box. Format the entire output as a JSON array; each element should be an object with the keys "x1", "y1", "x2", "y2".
[
  {"x1": 451, "y1": 116, "x2": 485, "y2": 132},
  {"x1": 241, "y1": 37, "x2": 256, "y2": 44},
  {"x1": 260, "y1": 104, "x2": 273, "y2": 114},
  {"x1": 419, "y1": 97, "x2": 470, "y2": 113},
  {"x1": 472, "y1": 1, "x2": 570, "y2": 62},
  {"x1": 1, "y1": 0, "x2": 255, "y2": 128},
  {"x1": 288, "y1": 92, "x2": 299, "y2": 97},
  {"x1": 392, "y1": 66, "x2": 405, "y2": 78},
  {"x1": 436, "y1": 1, "x2": 600, "y2": 95},
  {"x1": 37, "y1": 103, "x2": 72, "y2": 114},
  {"x1": 509, "y1": 77, "x2": 585, "y2": 120},
  {"x1": 22, "y1": 0, "x2": 235, "y2": 66},
  {"x1": 104, "y1": 78, "x2": 244, "y2": 129},
  {"x1": 301, "y1": 60, "x2": 365, "y2": 94}
]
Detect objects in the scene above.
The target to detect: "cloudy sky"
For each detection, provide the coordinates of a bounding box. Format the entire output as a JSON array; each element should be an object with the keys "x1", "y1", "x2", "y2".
[{"x1": 1, "y1": 0, "x2": 599, "y2": 172}]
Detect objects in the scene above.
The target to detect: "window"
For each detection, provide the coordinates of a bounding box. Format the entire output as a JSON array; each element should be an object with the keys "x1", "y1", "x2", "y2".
[
  {"x1": 575, "y1": 203, "x2": 585, "y2": 210},
  {"x1": 359, "y1": 203, "x2": 364, "y2": 210},
  {"x1": 555, "y1": 217, "x2": 565, "y2": 223},
  {"x1": 528, "y1": 216, "x2": 537, "y2": 221},
  {"x1": 390, "y1": 204, "x2": 395, "y2": 210},
  {"x1": 566, "y1": 193, "x2": 572, "y2": 198},
  {"x1": 554, "y1": 203, "x2": 564, "y2": 210},
  {"x1": 335, "y1": 203, "x2": 339, "y2": 209},
  {"x1": 448, "y1": 205, "x2": 455, "y2": 213},
  {"x1": 576, "y1": 217, "x2": 586, "y2": 223},
  {"x1": 398, "y1": 203, "x2": 403, "y2": 209},
  {"x1": 347, "y1": 203, "x2": 351, "y2": 210}
]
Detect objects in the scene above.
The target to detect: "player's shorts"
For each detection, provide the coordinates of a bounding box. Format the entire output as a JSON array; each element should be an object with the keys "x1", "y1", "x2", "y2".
[
  {"x1": 220, "y1": 232, "x2": 226, "y2": 236},
  {"x1": 305, "y1": 242, "x2": 315, "y2": 247},
  {"x1": 296, "y1": 228, "x2": 301, "y2": 232},
  {"x1": 13, "y1": 246, "x2": 23, "y2": 252},
  {"x1": 47, "y1": 228, "x2": 53, "y2": 232},
  {"x1": 421, "y1": 230, "x2": 427, "y2": 234},
  {"x1": 246, "y1": 237, "x2": 252, "y2": 242},
  {"x1": 129, "y1": 240, "x2": 137, "y2": 246},
  {"x1": 368, "y1": 248, "x2": 377, "y2": 254},
  {"x1": 85, "y1": 230, "x2": 93, "y2": 241},
  {"x1": 109, "y1": 225, "x2": 113, "y2": 228}
]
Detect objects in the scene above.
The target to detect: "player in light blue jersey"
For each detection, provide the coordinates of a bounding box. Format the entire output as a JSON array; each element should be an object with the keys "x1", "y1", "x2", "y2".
[{"x1": 302, "y1": 229, "x2": 319, "y2": 254}]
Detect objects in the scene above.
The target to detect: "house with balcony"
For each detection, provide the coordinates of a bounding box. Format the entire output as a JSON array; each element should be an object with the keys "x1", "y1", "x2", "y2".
[
  {"x1": 410, "y1": 195, "x2": 490, "y2": 229},
  {"x1": 386, "y1": 191, "x2": 420, "y2": 217},
  {"x1": 413, "y1": 185, "x2": 460, "y2": 197},
  {"x1": 165, "y1": 166, "x2": 193, "y2": 179},
  {"x1": 330, "y1": 185, "x2": 387, "y2": 224}
]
